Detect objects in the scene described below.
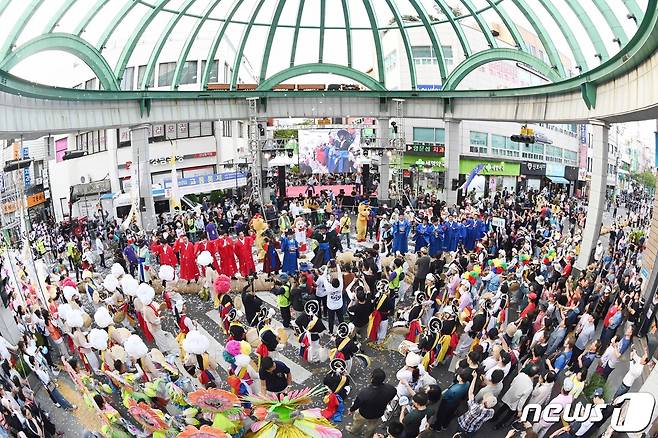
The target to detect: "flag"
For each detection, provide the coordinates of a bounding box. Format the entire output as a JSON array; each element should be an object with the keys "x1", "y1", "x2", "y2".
[
  {"x1": 459, "y1": 163, "x2": 485, "y2": 191},
  {"x1": 169, "y1": 145, "x2": 181, "y2": 210}
]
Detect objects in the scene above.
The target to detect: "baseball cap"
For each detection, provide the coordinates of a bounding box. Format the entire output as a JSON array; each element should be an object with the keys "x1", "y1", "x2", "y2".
[{"x1": 593, "y1": 388, "x2": 604, "y2": 398}]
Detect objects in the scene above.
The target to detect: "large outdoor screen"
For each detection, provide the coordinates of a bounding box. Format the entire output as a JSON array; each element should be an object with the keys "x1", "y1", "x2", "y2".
[{"x1": 298, "y1": 128, "x2": 362, "y2": 174}]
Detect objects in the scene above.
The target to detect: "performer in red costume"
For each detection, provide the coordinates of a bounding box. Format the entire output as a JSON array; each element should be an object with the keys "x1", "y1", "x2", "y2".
[
  {"x1": 149, "y1": 236, "x2": 162, "y2": 265},
  {"x1": 194, "y1": 237, "x2": 218, "y2": 276},
  {"x1": 173, "y1": 235, "x2": 198, "y2": 282},
  {"x1": 215, "y1": 230, "x2": 237, "y2": 277},
  {"x1": 158, "y1": 239, "x2": 178, "y2": 267},
  {"x1": 234, "y1": 231, "x2": 256, "y2": 277}
]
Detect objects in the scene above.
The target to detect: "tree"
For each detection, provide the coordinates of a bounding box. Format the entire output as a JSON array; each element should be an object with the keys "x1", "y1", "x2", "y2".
[{"x1": 630, "y1": 170, "x2": 656, "y2": 189}]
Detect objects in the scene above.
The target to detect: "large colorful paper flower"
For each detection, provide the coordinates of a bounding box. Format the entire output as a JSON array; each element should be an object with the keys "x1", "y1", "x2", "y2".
[
  {"x1": 188, "y1": 388, "x2": 241, "y2": 413},
  {"x1": 177, "y1": 425, "x2": 231, "y2": 438},
  {"x1": 519, "y1": 254, "x2": 531, "y2": 265},
  {"x1": 127, "y1": 400, "x2": 169, "y2": 433}
]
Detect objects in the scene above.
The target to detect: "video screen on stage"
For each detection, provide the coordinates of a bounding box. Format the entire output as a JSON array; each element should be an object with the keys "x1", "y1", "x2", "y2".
[{"x1": 298, "y1": 128, "x2": 362, "y2": 174}]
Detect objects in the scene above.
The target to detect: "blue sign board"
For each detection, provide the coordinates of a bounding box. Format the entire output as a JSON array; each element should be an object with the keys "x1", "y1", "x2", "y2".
[
  {"x1": 579, "y1": 124, "x2": 587, "y2": 146},
  {"x1": 417, "y1": 84, "x2": 443, "y2": 91},
  {"x1": 164, "y1": 172, "x2": 247, "y2": 189},
  {"x1": 21, "y1": 146, "x2": 31, "y2": 188}
]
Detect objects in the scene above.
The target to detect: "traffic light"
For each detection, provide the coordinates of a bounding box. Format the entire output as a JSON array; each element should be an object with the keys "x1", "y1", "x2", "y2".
[{"x1": 510, "y1": 126, "x2": 535, "y2": 144}]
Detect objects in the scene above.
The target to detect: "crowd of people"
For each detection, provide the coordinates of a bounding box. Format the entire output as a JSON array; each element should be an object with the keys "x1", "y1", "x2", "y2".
[{"x1": 0, "y1": 182, "x2": 655, "y2": 438}]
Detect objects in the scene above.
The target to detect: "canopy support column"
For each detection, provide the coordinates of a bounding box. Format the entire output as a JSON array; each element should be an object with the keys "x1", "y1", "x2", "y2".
[
  {"x1": 575, "y1": 121, "x2": 608, "y2": 272},
  {"x1": 377, "y1": 118, "x2": 390, "y2": 202},
  {"x1": 445, "y1": 119, "x2": 461, "y2": 207},
  {"x1": 130, "y1": 125, "x2": 156, "y2": 231}
]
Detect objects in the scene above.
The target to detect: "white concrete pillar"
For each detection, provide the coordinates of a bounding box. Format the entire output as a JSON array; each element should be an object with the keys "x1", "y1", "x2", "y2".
[
  {"x1": 377, "y1": 118, "x2": 390, "y2": 201},
  {"x1": 445, "y1": 119, "x2": 462, "y2": 207},
  {"x1": 130, "y1": 125, "x2": 156, "y2": 231},
  {"x1": 105, "y1": 128, "x2": 121, "y2": 194},
  {"x1": 575, "y1": 121, "x2": 609, "y2": 271},
  {"x1": 214, "y1": 120, "x2": 224, "y2": 169}
]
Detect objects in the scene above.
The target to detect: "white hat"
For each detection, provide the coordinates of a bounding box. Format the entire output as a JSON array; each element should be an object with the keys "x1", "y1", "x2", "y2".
[
  {"x1": 182, "y1": 330, "x2": 210, "y2": 355},
  {"x1": 405, "y1": 352, "x2": 421, "y2": 367},
  {"x1": 535, "y1": 275, "x2": 545, "y2": 285},
  {"x1": 563, "y1": 378, "x2": 574, "y2": 392}
]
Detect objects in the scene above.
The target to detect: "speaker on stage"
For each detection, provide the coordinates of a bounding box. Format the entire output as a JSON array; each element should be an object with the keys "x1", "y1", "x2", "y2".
[
  {"x1": 362, "y1": 164, "x2": 370, "y2": 195},
  {"x1": 277, "y1": 166, "x2": 286, "y2": 198}
]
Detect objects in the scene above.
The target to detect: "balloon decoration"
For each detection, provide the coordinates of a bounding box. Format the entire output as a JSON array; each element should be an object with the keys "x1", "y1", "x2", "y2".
[{"x1": 487, "y1": 258, "x2": 508, "y2": 274}]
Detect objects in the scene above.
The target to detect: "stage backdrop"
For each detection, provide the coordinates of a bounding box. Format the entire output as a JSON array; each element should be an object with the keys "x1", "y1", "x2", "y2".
[{"x1": 298, "y1": 128, "x2": 362, "y2": 174}]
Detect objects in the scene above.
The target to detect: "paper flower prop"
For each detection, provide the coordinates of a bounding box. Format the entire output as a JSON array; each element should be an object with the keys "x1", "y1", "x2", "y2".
[
  {"x1": 242, "y1": 386, "x2": 325, "y2": 422},
  {"x1": 188, "y1": 388, "x2": 241, "y2": 413},
  {"x1": 65, "y1": 309, "x2": 84, "y2": 328},
  {"x1": 177, "y1": 425, "x2": 230, "y2": 438},
  {"x1": 120, "y1": 275, "x2": 139, "y2": 296},
  {"x1": 127, "y1": 400, "x2": 169, "y2": 433},
  {"x1": 88, "y1": 328, "x2": 109, "y2": 351},
  {"x1": 213, "y1": 275, "x2": 231, "y2": 296},
  {"x1": 461, "y1": 270, "x2": 480, "y2": 286},
  {"x1": 542, "y1": 249, "x2": 557, "y2": 265},
  {"x1": 136, "y1": 283, "x2": 155, "y2": 306},
  {"x1": 57, "y1": 303, "x2": 72, "y2": 321},
  {"x1": 63, "y1": 285, "x2": 79, "y2": 302},
  {"x1": 182, "y1": 330, "x2": 210, "y2": 355},
  {"x1": 519, "y1": 254, "x2": 531, "y2": 265},
  {"x1": 61, "y1": 277, "x2": 77, "y2": 288},
  {"x1": 103, "y1": 275, "x2": 119, "y2": 292},
  {"x1": 197, "y1": 251, "x2": 213, "y2": 267},
  {"x1": 472, "y1": 265, "x2": 482, "y2": 274},
  {"x1": 124, "y1": 334, "x2": 148, "y2": 359},
  {"x1": 111, "y1": 263, "x2": 125, "y2": 277},
  {"x1": 487, "y1": 258, "x2": 508, "y2": 274},
  {"x1": 94, "y1": 306, "x2": 113, "y2": 328},
  {"x1": 159, "y1": 265, "x2": 175, "y2": 282}
]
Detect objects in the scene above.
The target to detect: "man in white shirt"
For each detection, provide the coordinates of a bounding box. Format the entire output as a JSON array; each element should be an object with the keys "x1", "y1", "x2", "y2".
[
  {"x1": 322, "y1": 264, "x2": 344, "y2": 335},
  {"x1": 613, "y1": 347, "x2": 648, "y2": 399},
  {"x1": 95, "y1": 235, "x2": 106, "y2": 268}
]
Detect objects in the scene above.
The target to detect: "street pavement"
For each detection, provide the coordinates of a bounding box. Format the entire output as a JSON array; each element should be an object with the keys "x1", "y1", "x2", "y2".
[{"x1": 38, "y1": 204, "x2": 655, "y2": 437}]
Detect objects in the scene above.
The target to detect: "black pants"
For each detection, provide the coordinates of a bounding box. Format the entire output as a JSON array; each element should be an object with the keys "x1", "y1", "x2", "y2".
[
  {"x1": 318, "y1": 296, "x2": 328, "y2": 317},
  {"x1": 328, "y1": 307, "x2": 344, "y2": 333},
  {"x1": 280, "y1": 305, "x2": 291, "y2": 328},
  {"x1": 493, "y1": 403, "x2": 516, "y2": 428},
  {"x1": 412, "y1": 277, "x2": 426, "y2": 294},
  {"x1": 99, "y1": 253, "x2": 106, "y2": 268},
  {"x1": 570, "y1": 346, "x2": 583, "y2": 368}
]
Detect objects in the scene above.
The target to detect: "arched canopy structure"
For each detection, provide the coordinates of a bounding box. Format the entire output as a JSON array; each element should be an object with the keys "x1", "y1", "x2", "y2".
[{"x1": 0, "y1": 0, "x2": 648, "y2": 95}]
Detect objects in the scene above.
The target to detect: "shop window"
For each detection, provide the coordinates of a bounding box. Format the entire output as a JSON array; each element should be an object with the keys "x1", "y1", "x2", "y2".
[
  {"x1": 120, "y1": 67, "x2": 134, "y2": 90},
  {"x1": 469, "y1": 131, "x2": 488, "y2": 154},
  {"x1": 180, "y1": 61, "x2": 198, "y2": 85},
  {"x1": 75, "y1": 130, "x2": 107, "y2": 155},
  {"x1": 237, "y1": 121, "x2": 244, "y2": 138},
  {"x1": 202, "y1": 60, "x2": 219, "y2": 83},
  {"x1": 222, "y1": 120, "x2": 232, "y2": 137},
  {"x1": 413, "y1": 127, "x2": 445, "y2": 143},
  {"x1": 137, "y1": 65, "x2": 154, "y2": 88},
  {"x1": 158, "y1": 62, "x2": 176, "y2": 87}
]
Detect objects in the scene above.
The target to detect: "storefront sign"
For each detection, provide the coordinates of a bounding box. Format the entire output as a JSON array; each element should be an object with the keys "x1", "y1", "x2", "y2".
[
  {"x1": 27, "y1": 192, "x2": 46, "y2": 208},
  {"x1": 491, "y1": 217, "x2": 506, "y2": 229},
  {"x1": 459, "y1": 159, "x2": 520, "y2": 176},
  {"x1": 164, "y1": 171, "x2": 247, "y2": 196},
  {"x1": 406, "y1": 143, "x2": 445, "y2": 155},
  {"x1": 564, "y1": 166, "x2": 579, "y2": 181},
  {"x1": 546, "y1": 163, "x2": 565, "y2": 177},
  {"x1": 579, "y1": 124, "x2": 588, "y2": 146},
  {"x1": 119, "y1": 151, "x2": 217, "y2": 170},
  {"x1": 402, "y1": 155, "x2": 446, "y2": 170},
  {"x1": 521, "y1": 161, "x2": 546, "y2": 176}
]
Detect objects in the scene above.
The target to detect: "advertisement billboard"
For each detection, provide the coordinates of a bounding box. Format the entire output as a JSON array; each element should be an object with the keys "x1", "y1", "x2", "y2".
[{"x1": 298, "y1": 129, "x2": 362, "y2": 174}]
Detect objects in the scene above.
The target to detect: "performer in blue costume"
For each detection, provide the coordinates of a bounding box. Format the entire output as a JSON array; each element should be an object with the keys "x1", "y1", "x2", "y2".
[
  {"x1": 414, "y1": 217, "x2": 431, "y2": 252},
  {"x1": 444, "y1": 215, "x2": 460, "y2": 252},
  {"x1": 429, "y1": 217, "x2": 444, "y2": 257},
  {"x1": 475, "y1": 215, "x2": 488, "y2": 240},
  {"x1": 280, "y1": 229, "x2": 299, "y2": 274},
  {"x1": 463, "y1": 216, "x2": 477, "y2": 251},
  {"x1": 391, "y1": 216, "x2": 411, "y2": 254}
]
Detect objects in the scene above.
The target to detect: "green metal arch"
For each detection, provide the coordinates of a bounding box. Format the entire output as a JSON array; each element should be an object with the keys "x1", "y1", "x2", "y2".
[
  {"x1": 509, "y1": 0, "x2": 565, "y2": 77},
  {"x1": 230, "y1": 0, "x2": 267, "y2": 89},
  {"x1": 340, "y1": 0, "x2": 353, "y2": 67},
  {"x1": 432, "y1": 1, "x2": 471, "y2": 57},
  {"x1": 96, "y1": 1, "x2": 141, "y2": 50},
  {"x1": 622, "y1": 0, "x2": 644, "y2": 22},
  {"x1": 114, "y1": 0, "x2": 171, "y2": 82},
  {"x1": 536, "y1": 0, "x2": 588, "y2": 71},
  {"x1": 171, "y1": 0, "x2": 224, "y2": 89},
  {"x1": 259, "y1": 0, "x2": 288, "y2": 83},
  {"x1": 592, "y1": 0, "x2": 628, "y2": 45},
  {"x1": 73, "y1": 0, "x2": 110, "y2": 36},
  {"x1": 319, "y1": 0, "x2": 326, "y2": 62},
  {"x1": 44, "y1": 0, "x2": 78, "y2": 33},
  {"x1": 406, "y1": 0, "x2": 447, "y2": 81},
  {"x1": 461, "y1": 0, "x2": 496, "y2": 48},
  {"x1": 563, "y1": 0, "x2": 609, "y2": 61},
  {"x1": 289, "y1": 0, "x2": 306, "y2": 67},
  {"x1": 483, "y1": 0, "x2": 524, "y2": 50},
  {"x1": 0, "y1": 0, "x2": 44, "y2": 59},
  {"x1": 201, "y1": 0, "x2": 246, "y2": 89},
  {"x1": 0, "y1": 33, "x2": 119, "y2": 91},
  {"x1": 0, "y1": 0, "x2": 9, "y2": 17},
  {"x1": 382, "y1": 0, "x2": 417, "y2": 89},
  {"x1": 360, "y1": 0, "x2": 385, "y2": 84},
  {"x1": 140, "y1": 0, "x2": 196, "y2": 89},
  {"x1": 442, "y1": 48, "x2": 561, "y2": 90},
  {"x1": 256, "y1": 63, "x2": 388, "y2": 91}
]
